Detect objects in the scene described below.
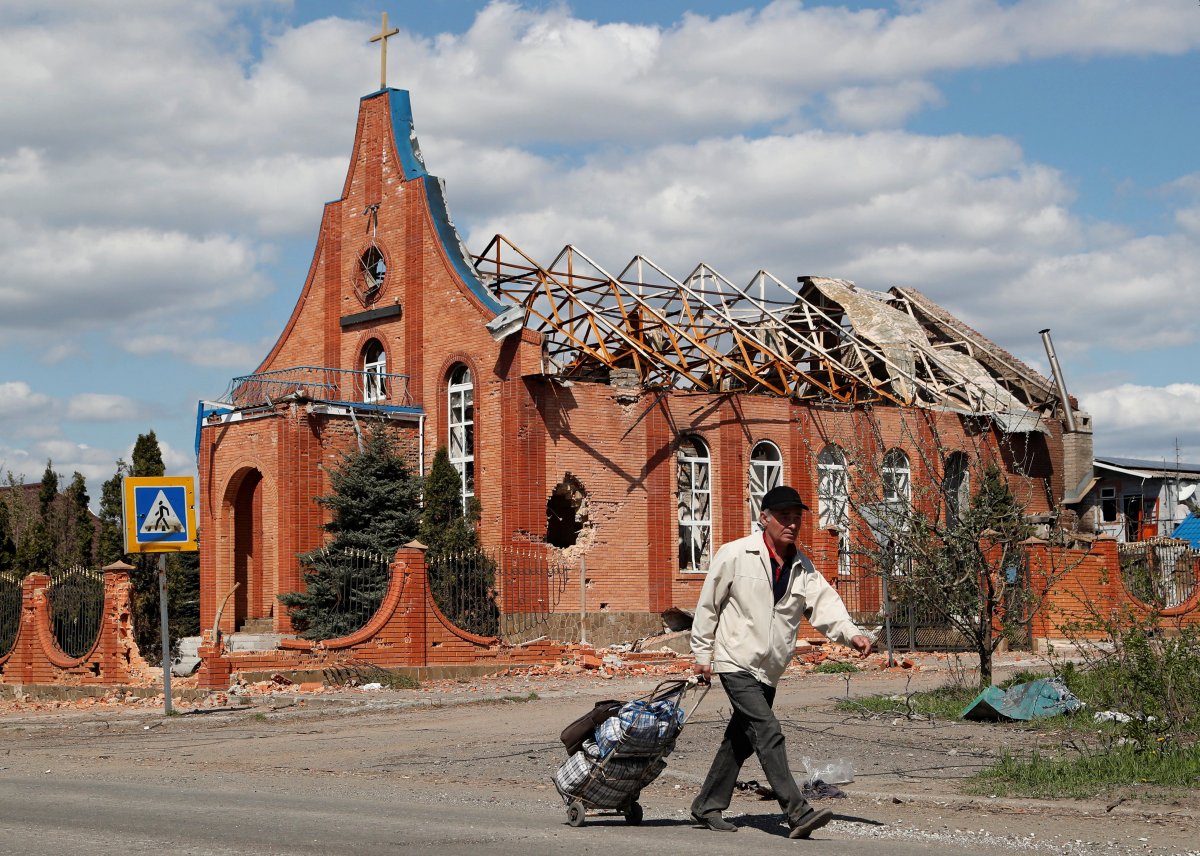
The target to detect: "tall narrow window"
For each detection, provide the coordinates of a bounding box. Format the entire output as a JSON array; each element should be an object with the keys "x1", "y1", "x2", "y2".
[
  {"x1": 362, "y1": 339, "x2": 387, "y2": 403},
  {"x1": 748, "y1": 440, "x2": 783, "y2": 531},
  {"x1": 817, "y1": 445, "x2": 851, "y2": 576},
  {"x1": 882, "y1": 449, "x2": 911, "y2": 575},
  {"x1": 448, "y1": 364, "x2": 474, "y2": 509},
  {"x1": 943, "y1": 452, "x2": 970, "y2": 522},
  {"x1": 677, "y1": 436, "x2": 712, "y2": 572}
]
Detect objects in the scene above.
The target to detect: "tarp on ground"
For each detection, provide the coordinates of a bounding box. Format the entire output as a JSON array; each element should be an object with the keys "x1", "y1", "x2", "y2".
[{"x1": 960, "y1": 677, "x2": 1083, "y2": 721}]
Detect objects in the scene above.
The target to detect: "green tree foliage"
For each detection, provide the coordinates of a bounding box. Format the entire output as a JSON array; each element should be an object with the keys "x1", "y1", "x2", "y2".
[
  {"x1": 863, "y1": 463, "x2": 1033, "y2": 687},
  {"x1": 14, "y1": 461, "x2": 58, "y2": 574},
  {"x1": 280, "y1": 426, "x2": 421, "y2": 640},
  {"x1": 0, "y1": 496, "x2": 16, "y2": 575},
  {"x1": 421, "y1": 446, "x2": 498, "y2": 637},
  {"x1": 96, "y1": 459, "x2": 129, "y2": 566},
  {"x1": 64, "y1": 472, "x2": 95, "y2": 568}
]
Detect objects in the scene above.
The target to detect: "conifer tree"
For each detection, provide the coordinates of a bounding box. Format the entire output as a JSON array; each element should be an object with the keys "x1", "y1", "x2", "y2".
[
  {"x1": 96, "y1": 459, "x2": 129, "y2": 566},
  {"x1": 15, "y1": 461, "x2": 57, "y2": 573},
  {"x1": 64, "y1": 472, "x2": 95, "y2": 568},
  {"x1": 420, "y1": 446, "x2": 498, "y2": 637},
  {"x1": 280, "y1": 426, "x2": 421, "y2": 640},
  {"x1": 0, "y1": 498, "x2": 16, "y2": 576}
]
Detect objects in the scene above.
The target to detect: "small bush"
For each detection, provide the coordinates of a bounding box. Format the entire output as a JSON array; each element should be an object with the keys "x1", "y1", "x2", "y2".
[{"x1": 814, "y1": 661, "x2": 859, "y2": 674}]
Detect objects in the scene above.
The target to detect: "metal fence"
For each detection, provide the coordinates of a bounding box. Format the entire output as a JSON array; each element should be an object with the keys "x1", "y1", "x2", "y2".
[
  {"x1": 0, "y1": 572, "x2": 19, "y2": 658},
  {"x1": 833, "y1": 567, "x2": 973, "y2": 653},
  {"x1": 46, "y1": 566, "x2": 105, "y2": 659},
  {"x1": 292, "y1": 547, "x2": 393, "y2": 641},
  {"x1": 223, "y1": 366, "x2": 413, "y2": 409},
  {"x1": 427, "y1": 545, "x2": 570, "y2": 640},
  {"x1": 1118, "y1": 537, "x2": 1199, "y2": 609}
]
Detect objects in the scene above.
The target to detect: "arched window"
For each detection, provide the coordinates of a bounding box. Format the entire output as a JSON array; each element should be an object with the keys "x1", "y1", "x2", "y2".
[
  {"x1": 944, "y1": 452, "x2": 970, "y2": 522},
  {"x1": 881, "y1": 449, "x2": 912, "y2": 575},
  {"x1": 882, "y1": 449, "x2": 911, "y2": 507},
  {"x1": 817, "y1": 445, "x2": 851, "y2": 576},
  {"x1": 677, "y1": 436, "x2": 712, "y2": 572},
  {"x1": 448, "y1": 364, "x2": 474, "y2": 509},
  {"x1": 362, "y1": 339, "x2": 387, "y2": 403},
  {"x1": 748, "y1": 440, "x2": 783, "y2": 531}
]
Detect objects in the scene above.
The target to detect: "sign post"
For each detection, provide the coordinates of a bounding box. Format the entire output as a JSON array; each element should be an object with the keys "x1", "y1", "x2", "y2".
[{"x1": 122, "y1": 476, "x2": 199, "y2": 715}]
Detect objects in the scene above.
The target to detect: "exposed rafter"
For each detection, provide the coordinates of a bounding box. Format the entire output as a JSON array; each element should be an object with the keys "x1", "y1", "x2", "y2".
[{"x1": 472, "y1": 234, "x2": 1053, "y2": 423}]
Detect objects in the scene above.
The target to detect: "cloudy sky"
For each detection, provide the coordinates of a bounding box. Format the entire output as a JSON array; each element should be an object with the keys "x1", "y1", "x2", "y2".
[{"x1": 2, "y1": 0, "x2": 1199, "y2": 504}]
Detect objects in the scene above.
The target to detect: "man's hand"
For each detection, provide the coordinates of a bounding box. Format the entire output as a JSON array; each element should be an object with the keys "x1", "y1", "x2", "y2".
[
  {"x1": 692, "y1": 661, "x2": 713, "y2": 684},
  {"x1": 850, "y1": 634, "x2": 873, "y2": 657}
]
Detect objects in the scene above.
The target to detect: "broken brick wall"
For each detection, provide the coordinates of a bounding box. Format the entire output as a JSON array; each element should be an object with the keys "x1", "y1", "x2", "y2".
[
  {"x1": 1028, "y1": 539, "x2": 1200, "y2": 649},
  {"x1": 0, "y1": 570, "x2": 152, "y2": 686}
]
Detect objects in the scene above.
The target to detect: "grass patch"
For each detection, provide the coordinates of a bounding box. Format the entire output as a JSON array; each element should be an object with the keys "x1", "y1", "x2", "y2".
[
  {"x1": 837, "y1": 683, "x2": 978, "y2": 720},
  {"x1": 966, "y1": 744, "x2": 1200, "y2": 799},
  {"x1": 813, "y1": 661, "x2": 859, "y2": 674},
  {"x1": 500, "y1": 692, "x2": 539, "y2": 703}
]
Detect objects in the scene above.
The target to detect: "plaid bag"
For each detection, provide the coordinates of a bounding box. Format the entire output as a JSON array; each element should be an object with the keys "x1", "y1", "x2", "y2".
[
  {"x1": 553, "y1": 750, "x2": 667, "y2": 808},
  {"x1": 595, "y1": 698, "x2": 684, "y2": 758}
]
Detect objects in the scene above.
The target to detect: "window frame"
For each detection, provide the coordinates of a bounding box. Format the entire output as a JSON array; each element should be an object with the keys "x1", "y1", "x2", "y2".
[
  {"x1": 677, "y1": 435, "x2": 713, "y2": 574},
  {"x1": 362, "y1": 339, "x2": 387, "y2": 403},
  {"x1": 817, "y1": 444, "x2": 851, "y2": 576},
  {"x1": 748, "y1": 440, "x2": 783, "y2": 532},
  {"x1": 447, "y1": 364, "x2": 475, "y2": 510}
]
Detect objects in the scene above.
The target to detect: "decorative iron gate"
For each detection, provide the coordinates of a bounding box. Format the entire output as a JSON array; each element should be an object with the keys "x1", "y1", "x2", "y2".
[
  {"x1": 834, "y1": 573, "x2": 971, "y2": 653},
  {"x1": 1119, "y1": 537, "x2": 1199, "y2": 609},
  {"x1": 284, "y1": 547, "x2": 392, "y2": 641},
  {"x1": 0, "y1": 572, "x2": 20, "y2": 658},
  {"x1": 46, "y1": 566, "x2": 105, "y2": 659},
  {"x1": 427, "y1": 545, "x2": 570, "y2": 640}
]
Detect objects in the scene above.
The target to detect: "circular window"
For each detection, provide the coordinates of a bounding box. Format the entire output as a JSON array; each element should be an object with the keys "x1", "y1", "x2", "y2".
[{"x1": 354, "y1": 245, "x2": 387, "y2": 306}]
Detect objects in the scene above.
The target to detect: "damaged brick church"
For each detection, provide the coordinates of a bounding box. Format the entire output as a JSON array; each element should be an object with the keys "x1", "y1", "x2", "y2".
[{"x1": 195, "y1": 82, "x2": 1094, "y2": 655}]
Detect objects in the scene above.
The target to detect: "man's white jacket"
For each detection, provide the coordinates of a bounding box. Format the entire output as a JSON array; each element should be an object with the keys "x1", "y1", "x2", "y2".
[{"x1": 690, "y1": 533, "x2": 865, "y2": 686}]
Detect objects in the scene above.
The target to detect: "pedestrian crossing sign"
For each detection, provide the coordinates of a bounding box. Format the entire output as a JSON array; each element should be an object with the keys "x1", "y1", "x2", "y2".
[{"x1": 122, "y1": 476, "x2": 198, "y2": 553}]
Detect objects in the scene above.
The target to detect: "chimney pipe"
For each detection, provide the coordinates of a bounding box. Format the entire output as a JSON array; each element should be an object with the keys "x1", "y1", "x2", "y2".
[{"x1": 1039, "y1": 328, "x2": 1077, "y2": 432}]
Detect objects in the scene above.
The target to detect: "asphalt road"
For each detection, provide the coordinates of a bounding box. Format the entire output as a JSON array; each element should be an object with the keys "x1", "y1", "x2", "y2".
[{"x1": 1, "y1": 666, "x2": 1195, "y2": 856}]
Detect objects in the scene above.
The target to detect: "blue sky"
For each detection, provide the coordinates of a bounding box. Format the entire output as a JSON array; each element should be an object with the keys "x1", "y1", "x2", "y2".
[{"x1": 2, "y1": 0, "x2": 1200, "y2": 506}]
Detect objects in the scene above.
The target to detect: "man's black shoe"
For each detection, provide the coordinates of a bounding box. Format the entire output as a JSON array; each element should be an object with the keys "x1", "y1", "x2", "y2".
[
  {"x1": 788, "y1": 807, "x2": 833, "y2": 839},
  {"x1": 691, "y1": 812, "x2": 738, "y2": 832}
]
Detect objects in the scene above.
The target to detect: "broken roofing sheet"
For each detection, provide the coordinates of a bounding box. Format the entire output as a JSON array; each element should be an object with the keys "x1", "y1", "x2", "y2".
[{"x1": 472, "y1": 236, "x2": 1054, "y2": 430}]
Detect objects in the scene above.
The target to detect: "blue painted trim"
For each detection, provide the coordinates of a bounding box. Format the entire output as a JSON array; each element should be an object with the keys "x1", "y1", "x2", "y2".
[
  {"x1": 322, "y1": 400, "x2": 425, "y2": 417},
  {"x1": 195, "y1": 400, "x2": 233, "y2": 460},
  {"x1": 368, "y1": 88, "x2": 505, "y2": 315}
]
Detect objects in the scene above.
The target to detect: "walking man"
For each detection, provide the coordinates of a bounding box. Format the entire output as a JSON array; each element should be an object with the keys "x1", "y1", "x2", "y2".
[{"x1": 690, "y1": 485, "x2": 873, "y2": 838}]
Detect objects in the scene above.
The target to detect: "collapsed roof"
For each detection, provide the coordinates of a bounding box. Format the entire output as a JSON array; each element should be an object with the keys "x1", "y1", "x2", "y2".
[{"x1": 472, "y1": 235, "x2": 1059, "y2": 430}]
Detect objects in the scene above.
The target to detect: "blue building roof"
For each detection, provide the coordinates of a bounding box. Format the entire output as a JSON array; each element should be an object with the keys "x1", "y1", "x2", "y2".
[
  {"x1": 1173, "y1": 513, "x2": 1200, "y2": 549},
  {"x1": 1096, "y1": 456, "x2": 1200, "y2": 475}
]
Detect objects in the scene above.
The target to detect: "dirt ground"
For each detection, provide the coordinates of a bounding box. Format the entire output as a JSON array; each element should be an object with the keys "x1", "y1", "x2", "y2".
[{"x1": 3, "y1": 649, "x2": 1197, "y2": 855}]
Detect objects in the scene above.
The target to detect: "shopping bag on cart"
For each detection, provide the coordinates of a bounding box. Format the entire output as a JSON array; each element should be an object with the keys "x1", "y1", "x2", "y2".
[{"x1": 595, "y1": 697, "x2": 685, "y2": 757}]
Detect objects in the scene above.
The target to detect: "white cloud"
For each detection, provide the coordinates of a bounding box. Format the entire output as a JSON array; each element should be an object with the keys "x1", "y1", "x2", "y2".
[
  {"x1": 1081, "y1": 383, "x2": 1200, "y2": 461},
  {"x1": 0, "y1": 222, "x2": 271, "y2": 333},
  {"x1": 0, "y1": 381, "x2": 53, "y2": 419},
  {"x1": 825, "y1": 81, "x2": 944, "y2": 129},
  {"x1": 66, "y1": 393, "x2": 147, "y2": 423}
]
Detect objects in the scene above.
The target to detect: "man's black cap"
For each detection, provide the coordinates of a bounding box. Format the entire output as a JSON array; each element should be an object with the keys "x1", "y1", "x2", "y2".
[{"x1": 761, "y1": 485, "x2": 809, "y2": 512}]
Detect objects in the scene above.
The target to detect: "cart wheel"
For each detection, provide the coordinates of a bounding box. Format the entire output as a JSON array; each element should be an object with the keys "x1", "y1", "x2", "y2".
[
  {"x1": 567, "y1": 801, "x2": 586, "y2": 827},
  {"x1": 623, "y1": 802, "x2": 643, "y2": 825}
]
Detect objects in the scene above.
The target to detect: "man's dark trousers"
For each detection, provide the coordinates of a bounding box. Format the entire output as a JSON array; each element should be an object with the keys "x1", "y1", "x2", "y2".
[{"x1": 691, "y1": 670, "x2": 812, "y2": 826}]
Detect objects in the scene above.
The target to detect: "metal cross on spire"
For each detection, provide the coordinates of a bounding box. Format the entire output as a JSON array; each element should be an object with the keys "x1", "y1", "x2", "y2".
[{"x1": 369, "y1": 11, "x2": 400, "y2": 90}]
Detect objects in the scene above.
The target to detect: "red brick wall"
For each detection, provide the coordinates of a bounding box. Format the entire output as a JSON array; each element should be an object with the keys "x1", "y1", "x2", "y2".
[
  {"x1": 1029, "y1": 540, "x2": 1200, "y2": 645},
  {"x1": 0, "y1": 571, "x2": 151, "y2": 686}
]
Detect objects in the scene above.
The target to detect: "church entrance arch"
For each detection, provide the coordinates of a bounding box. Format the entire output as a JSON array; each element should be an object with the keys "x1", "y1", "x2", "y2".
[{"x1": 226, "y1": 468, "x2": 264, "y2": 632}]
